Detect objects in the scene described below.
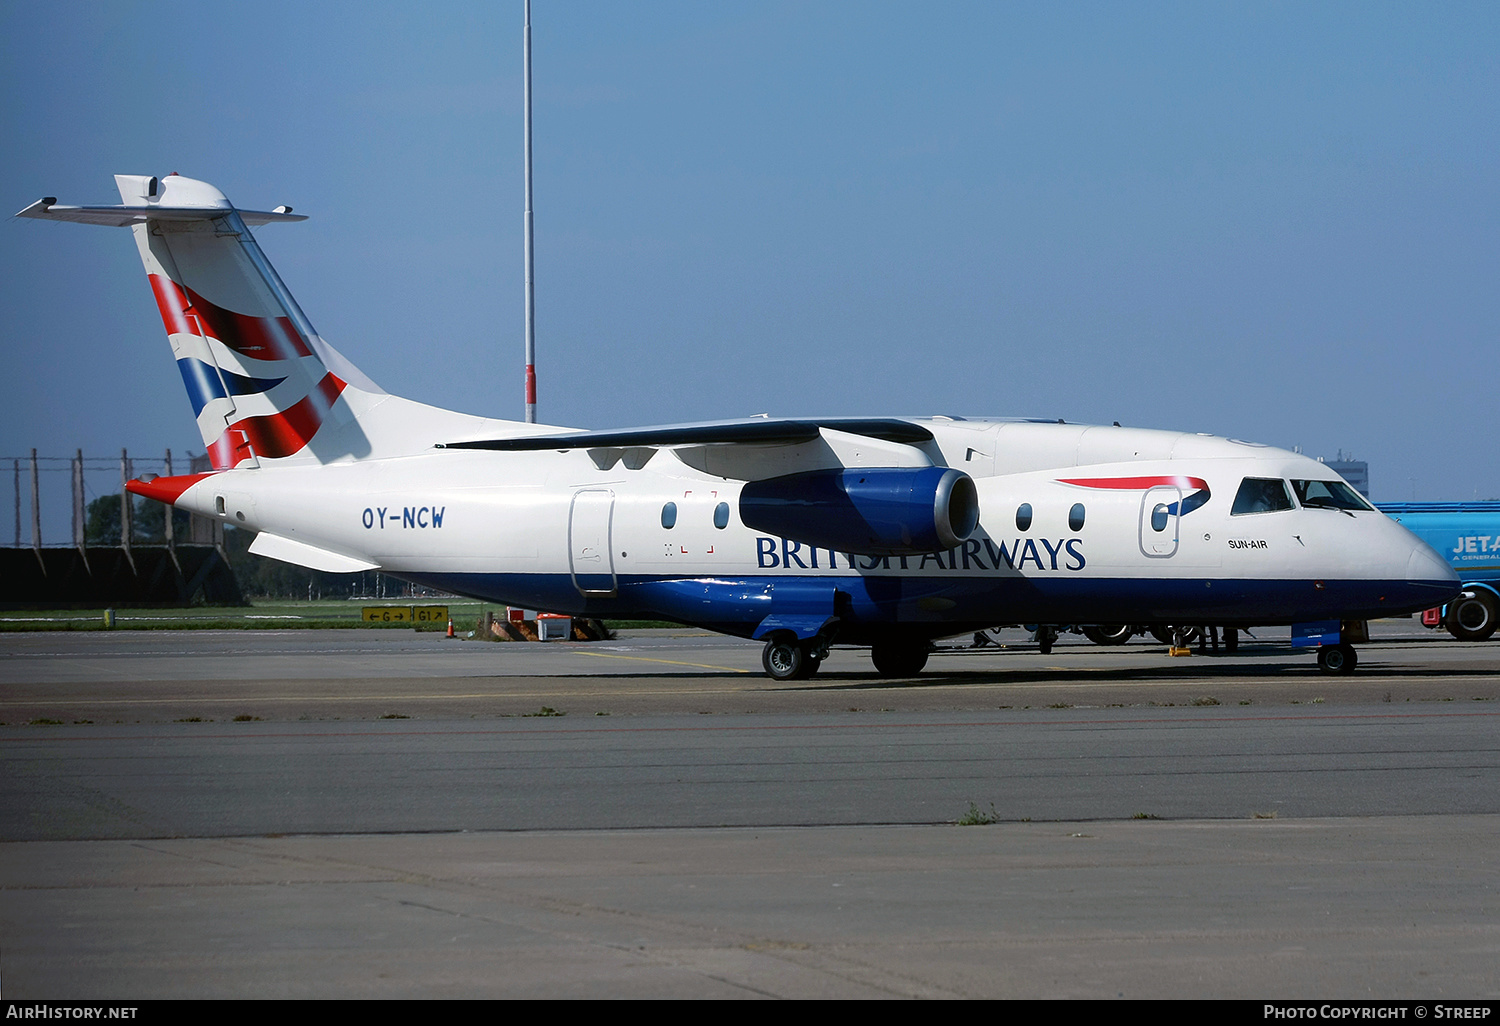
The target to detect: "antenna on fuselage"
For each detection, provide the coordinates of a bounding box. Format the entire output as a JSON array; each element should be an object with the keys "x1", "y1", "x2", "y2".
[{"x1": 523, "y1": 0, "x2": 537, "y2": 423}]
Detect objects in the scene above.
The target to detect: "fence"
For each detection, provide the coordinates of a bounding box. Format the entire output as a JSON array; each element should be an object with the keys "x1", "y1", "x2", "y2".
[
  {"x1": 5, "y1": 448, "x2": 222, "y2": 549},
  {"x1": 1, "y1": 448, "x2": 240, "y2": 607}
]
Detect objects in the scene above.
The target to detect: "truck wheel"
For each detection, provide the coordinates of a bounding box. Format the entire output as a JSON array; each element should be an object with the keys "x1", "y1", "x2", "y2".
[
  {"x1": 1446, "y1": 593, "x2": 1497, "y2": 642},
  {"x1": 1317, "y1": 643, "x2": 1358, "y2": 675},
  {"x1": 1082, "y1": 625, "x2": 1134, "y2": 645},
  {"x1": 1149, "y1": 626, "x2": 1201, "y2": 646}
]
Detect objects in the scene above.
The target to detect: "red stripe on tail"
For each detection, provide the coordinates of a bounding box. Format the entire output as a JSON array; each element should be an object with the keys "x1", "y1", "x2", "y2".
[
  {"x1": 125, "y1": 472, "x2": 217, "y2": 505},
  {"x1": 146, "y1": 273, "x2": 312, "y2": 361},
  {"x1": 205, "y1": 372, "x2": 348, "y2": 467}
]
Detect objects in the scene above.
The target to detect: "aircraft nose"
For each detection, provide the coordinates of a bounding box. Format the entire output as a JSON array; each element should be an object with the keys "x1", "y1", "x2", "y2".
[{"x1": 1407, "y1": 541, "x2": 1458, "y2": 586}]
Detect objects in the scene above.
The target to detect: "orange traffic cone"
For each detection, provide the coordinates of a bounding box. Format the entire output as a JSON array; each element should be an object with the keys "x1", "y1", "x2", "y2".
[{"x1": 446, "y1": 617, "x2": 455, "y2": 638}]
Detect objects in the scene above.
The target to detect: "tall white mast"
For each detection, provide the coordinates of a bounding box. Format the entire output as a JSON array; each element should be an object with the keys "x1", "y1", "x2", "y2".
[{"x1": 523, "y1": 0, "x2": 537, "y2": 423}]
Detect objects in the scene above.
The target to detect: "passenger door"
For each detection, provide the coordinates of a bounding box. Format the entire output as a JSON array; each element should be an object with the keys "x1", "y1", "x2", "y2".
[
  {"x1": 569, "y1": 489, "x2": 617, "y2": 594},
  {"x1": 1139, "y1": 485, "x2": 1181, "y2": 558}
]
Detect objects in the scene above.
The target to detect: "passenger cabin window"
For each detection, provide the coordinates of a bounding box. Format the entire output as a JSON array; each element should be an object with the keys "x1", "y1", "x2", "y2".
[
  {"x1": 1068, "y1": 503, "x2": 1086, "y2": 531},
  {"x1": 1231, "y1": 478, "x2": 1294, "y2": 515},
  {"x1": 713, "y1": 502, "x2": 730, "y2": 529},
  {"x1": 1150, "y1": 504, "x2": 1170, "y2": 532},
  {"x1": 1292, "y1": 479, "x2": 1373, "y2": 512},
  {"x1": 661, "y1": 502, "x2": 677, "y2": 529},
  {"x1": 1016, "y1": 503, "x2": 1033, "y2": 532}
]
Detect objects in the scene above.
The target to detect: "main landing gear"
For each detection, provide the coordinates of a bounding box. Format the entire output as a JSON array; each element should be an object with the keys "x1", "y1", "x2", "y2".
[
  {"x1": 1034, "y1": 625, "x2": 1059, "y2": 655},
  {"x1": 762, "y1": 634, "x2": 933, "y2": 680},
  {"x1": 761, "y1": 636, "x2": 830, "y2": 681},
  {"x1": 1316, "y1": 643, "x2": 1359, "y2": 675},
  {"x1": 870, "y1": 637, "x2": 930, "y2": 677}
]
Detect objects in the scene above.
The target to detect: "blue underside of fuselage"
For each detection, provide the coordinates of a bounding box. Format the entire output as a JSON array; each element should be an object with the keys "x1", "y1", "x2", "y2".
[{"x1": 395, "y1": 571, "x2": 1458, "y2": 645}]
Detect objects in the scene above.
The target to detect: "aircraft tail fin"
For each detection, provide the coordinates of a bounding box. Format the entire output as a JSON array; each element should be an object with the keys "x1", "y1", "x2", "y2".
[
  {"x1": 126, "y1": 173, "x2": 386, "y2": 468},
  {"x1": 20, "y1": 173, "x2": 558, "y2": 467}
]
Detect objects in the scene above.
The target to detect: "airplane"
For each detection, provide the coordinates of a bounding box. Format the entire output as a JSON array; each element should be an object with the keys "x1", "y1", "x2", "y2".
[{"x1": 18, "y1": 174, "x2": 1460, "y2": 678}]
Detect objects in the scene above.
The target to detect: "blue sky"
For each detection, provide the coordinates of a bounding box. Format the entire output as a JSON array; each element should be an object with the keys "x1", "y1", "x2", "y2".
[{"x1": 2, "y1": 0, "x2": 1496, "y2": 530}]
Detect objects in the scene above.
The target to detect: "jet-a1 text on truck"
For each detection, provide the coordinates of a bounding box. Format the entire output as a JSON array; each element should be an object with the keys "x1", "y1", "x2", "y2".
[{"x1": 1378, "y1": 501, "x2": 1500, "y2": 641}]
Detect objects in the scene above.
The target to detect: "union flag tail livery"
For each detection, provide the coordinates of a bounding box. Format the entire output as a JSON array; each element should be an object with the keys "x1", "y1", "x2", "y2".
[
  {"x1": 24, "y1": 173, "x2": 543, "y2": 470},
  {"x1": 20, "y1": 174, "x2": 1460, "y2": 678},
  {"x1": 128, "y1": 175, "x2": 373, "y2": 469}
]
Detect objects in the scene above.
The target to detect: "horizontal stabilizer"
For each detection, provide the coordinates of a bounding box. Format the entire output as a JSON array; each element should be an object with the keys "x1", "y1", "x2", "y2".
[
  {"x1": 248, "y1": 532, "x2": 380, "y2": 573},
  {"x1": 442, "y1": 417, "x2": 935, "y2": 452},
  {"x1": 15, "y1": 199, "x2": 306, "y2": 227}
]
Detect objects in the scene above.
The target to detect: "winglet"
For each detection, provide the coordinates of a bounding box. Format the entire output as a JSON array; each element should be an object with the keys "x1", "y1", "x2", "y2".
[{"x1": 14, "y1": 198, "x2": 57, "y2": 218}]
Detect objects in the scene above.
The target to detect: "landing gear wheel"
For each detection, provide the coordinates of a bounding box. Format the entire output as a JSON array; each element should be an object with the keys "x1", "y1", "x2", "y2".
[
  {"x1": 1150, "y1": 626, "x2": 1202, "y2": 646},
  {"x1": 1082, "y1": 625, "x2": 1134, "y2": 646},
  {"x1": 1036, "y1": 626, "x2": 1058, "y2": 655},
  {"x1": 1224, "y1": 628, "x2": 1239, "y2": 653},
  {"x1": 1446, "y1": 593, "x2": 1498, "y2": 642},
  {"x1": 798, "y1": 650, "x2": 822, "y2": 680},
  {"x1": 1317, "y1": 643, "x2": 1358, "y2": 675},
  {"x1": 762, "y1": 638, "x2": 805, "y2": 681},
  {"x1": 871, "y1": 640, "x2": 929, "y2": 678}
]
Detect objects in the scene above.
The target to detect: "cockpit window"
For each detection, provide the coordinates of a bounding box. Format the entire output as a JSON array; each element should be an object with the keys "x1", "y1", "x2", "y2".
[
  {"x1": 1231, "y1": 477, "x2": 1294, "y2": 515},
  {"x1": 1292, "y1": 479, "x2": 1372, "y2": 512}
]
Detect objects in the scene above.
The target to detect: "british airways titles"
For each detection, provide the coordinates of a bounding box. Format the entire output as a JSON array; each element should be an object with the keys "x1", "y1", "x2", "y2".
[{"x1": 756, "y1": 535, "x2": 1086, "y2": 572}]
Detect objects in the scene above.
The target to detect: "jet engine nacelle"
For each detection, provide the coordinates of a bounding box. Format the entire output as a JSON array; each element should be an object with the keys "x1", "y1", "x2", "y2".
[{"x1": 739, "y1": 467, "x2": 980, "y2": 556}]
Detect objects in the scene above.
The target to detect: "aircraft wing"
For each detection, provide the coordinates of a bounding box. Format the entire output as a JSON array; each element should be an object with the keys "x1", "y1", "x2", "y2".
[
  {"x1": 441, "y1": 417, "x2": 940, "y2": 481},
  {"x1": 439, "y1": 417, "x2": 934, "y2": 451}
]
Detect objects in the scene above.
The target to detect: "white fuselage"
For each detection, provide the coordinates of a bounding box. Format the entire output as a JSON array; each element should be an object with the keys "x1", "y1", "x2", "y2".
[{"x1": 167, "y1": 418, "x2": 1456, "y2": 642}]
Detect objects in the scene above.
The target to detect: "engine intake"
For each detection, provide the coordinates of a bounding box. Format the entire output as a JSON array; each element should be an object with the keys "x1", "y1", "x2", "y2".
[{"x1": 739, "y1": 467, "x2": 979, "y2": 556}]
